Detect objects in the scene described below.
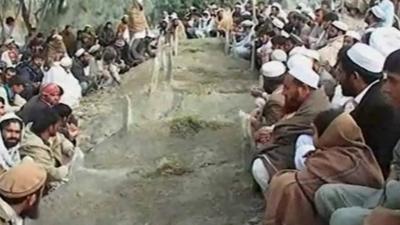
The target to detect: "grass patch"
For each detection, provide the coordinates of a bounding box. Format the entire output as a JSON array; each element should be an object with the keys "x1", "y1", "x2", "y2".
[
  {"x1": 169, "y1": 116, "x2": 230, "y2": 138},
  {"x1": 184, "y1": 48, "x2": 205, "y2": 53}
]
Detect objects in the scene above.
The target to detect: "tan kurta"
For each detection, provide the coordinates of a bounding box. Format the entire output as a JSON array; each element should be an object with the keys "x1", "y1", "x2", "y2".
[
  {"x1": 217, "y1": 9, "x2": 234, "y2": 32},
  {"x1": 345, "y1": 0, "x2": 370, "y2": 14},
  {"x1": 318, "y1": 35, "x2": 344, "y2": 68},
  {"x1": 264, "y1": 113, "x2": 384, "y2": 225}
]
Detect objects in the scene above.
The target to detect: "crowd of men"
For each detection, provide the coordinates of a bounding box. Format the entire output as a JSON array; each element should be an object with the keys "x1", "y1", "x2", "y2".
[
  {"x1": 154, "y1": 1, "x2": 400, "y2": 224},
  {"x1": 201, "y1": 0, "x2": 400, "y2": 225},
  {"x1": 0, "y1": 0, "x2": 400, "y2": 224},
  {"x1": 0, "y1": 0, "x2": 173, "y2": 224}
]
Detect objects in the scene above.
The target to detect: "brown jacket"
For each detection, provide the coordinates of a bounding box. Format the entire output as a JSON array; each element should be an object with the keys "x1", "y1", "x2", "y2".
[
  {"x1": 60, "y1": 30, "x2": 77, "y2": 56},
  {"x1": 257, "y1": 89, "x2": 330, "y2": 176}
]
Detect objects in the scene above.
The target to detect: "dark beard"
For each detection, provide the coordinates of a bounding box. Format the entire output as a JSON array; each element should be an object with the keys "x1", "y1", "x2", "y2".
[
  {"x1": 284, "y1": 93, "x2": 303, "y2": 114},
  {"x1": 3, "y1": 140, "x2": 18, "y2": 149}
]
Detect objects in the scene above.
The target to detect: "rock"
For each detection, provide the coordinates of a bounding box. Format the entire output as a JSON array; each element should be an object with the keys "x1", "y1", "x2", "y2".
[
  {"x1": 247, "y1": 216, "x2": 261, "y2": 225},
  {"x1": 76, "y1": 192, "x2": 84, "y2": 198}
]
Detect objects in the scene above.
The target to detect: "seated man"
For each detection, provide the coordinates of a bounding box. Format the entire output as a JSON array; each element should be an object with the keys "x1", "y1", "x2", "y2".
[
  {"x1": 0, "y1": 76, "x2": 26, "y2": 113},
  {"x1": 318, "y1": 21, "x2": 348, "y2": 72},
  {"x1": 0, "y1": 161, "x2": 47, "y2": 224},
  {"x1": 0, "y1": 67, "x2": 16, "y2": 87},
  {"x1": 250, "y1": 61, "x2": 286, "y2": 145},
  {"x1": 315, "y1": 48, "x2": 400, "y2": 225},
  {"x1": 252, "y1": 65, "x2": 330, "y2": 191},
  {"x1": 232, "y1": 20, "x2": 255, "y2": 60},
  {"x1": 0, "y1": 113, "x2": 23, "y2": 171},
  {"x1": 20, "y1": 108, "x2": 70, "y2": 186},
  {"x1": 17, "y1": 83, "x2": 63, "y2": 124},
  {"x1": 42, "y1": 57, "x2": 82, "y2": 109},
  {"x1": 338, "y1": 43, "x2": 400, "y2": 177},
  {"x1": 16, "y1": 53, "x2": 44, "y2": 100},
  {"x1": 1, "y1": 39, "x2": 20, "y2": 68},
  {"x1": 71, "y1": 49, "x2": 93, "y2": 95},
  {"x1": 264, "y1": 108, "x2": 383, "y2": 225}
]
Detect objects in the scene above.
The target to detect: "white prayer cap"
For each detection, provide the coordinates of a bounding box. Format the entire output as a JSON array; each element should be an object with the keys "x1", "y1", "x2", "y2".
[
  {"x1": 345, "y1": 30, "x2": 361, "y2": 41},
  {"x1": 210, "y1": 4, "x2": 218, "y2": 9},
  {"x1": 369, "y1": 27, "x2": 400, "y2": 57},
  {"x1": 88, "y1": 44, "x2": 101, "y2": 54},
  {"x1": 171, "y1": 12, "x2": 178, "y2": 20},
  {"x1": 75, "y1": 48, "x2": 86, "y2": 58},
  {"x1": 347, "y1": 43, "x2": 385, "y2": 73},
  {"x1": 288, "y1": 65, "x2": 320, "y2": 89},
  {"x1": 4, "y1": 38, "x2": 14, "y2": 45},
  {"x1": 287, "y1": 54, "x2": 314, "y2": 70},
  {"x1": 242, "y1": 11, "x2": 252, "y2": 16},
  {"x1": 60, "y1": 56, "x2": 73, "y2": 68},
  {"x1": 272, "y1": 2, "x2": 282, "y2": 10},
  {"x1": 331, "y1": 21, "x2": 348, "y2": 32},
  {"x1": 281, "y1": 30, "x2": 290, "y2": 38},
  {"x1": 370, "y1": 5, "x2": 385, "y2": 20},
  {"x1": 261, "y1": 61, "x2": 286, "y2": 78},
  {"x1": 271, "y1": 49, "x2": 288, "y2": 62},
  {"x1": 289, "y1": 46, "x2": 306, "y2": 57},
  {"x1": 272, "y1": 18, "x2": 285, "y2": 30},
  {"x1": 241, "y1": 20, "x2": 254, "y2": 27},
  {"x1": 52, "y1": 34, "x2": 63, "y2": 41}
]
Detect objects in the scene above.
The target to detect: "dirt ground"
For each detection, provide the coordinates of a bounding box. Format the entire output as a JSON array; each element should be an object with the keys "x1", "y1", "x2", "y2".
[{"x1": 30, "y1": 39, "x2": 264, "y2": 225}]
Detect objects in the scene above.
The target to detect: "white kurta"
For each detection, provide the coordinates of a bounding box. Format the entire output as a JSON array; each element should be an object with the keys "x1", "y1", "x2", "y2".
[{"x1": 43, "y1": 63, "x2": 82, "y2": 108}]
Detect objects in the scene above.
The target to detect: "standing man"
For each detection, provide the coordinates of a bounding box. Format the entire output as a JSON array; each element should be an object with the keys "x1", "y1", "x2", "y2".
[
  {"x1": 128, "y1": 0, "x2": 149, "y2": 63},
  {"x1": 0, "y1": 161, "x2": 47, "y2": 225}
]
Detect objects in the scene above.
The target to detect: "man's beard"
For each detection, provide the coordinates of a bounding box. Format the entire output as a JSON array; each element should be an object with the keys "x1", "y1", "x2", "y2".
[
  {"x1": 284, "y1": 92, "x2": 304, "y2": 114},
  {"x1": 3, "y1": 139, "x2": 19, "y2": 149}
]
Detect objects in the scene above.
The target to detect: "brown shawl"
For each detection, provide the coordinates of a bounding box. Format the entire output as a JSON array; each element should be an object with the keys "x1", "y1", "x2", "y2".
[
  {"x1": 264, "y1": 113, "x2": 384, "y2": 225},
  {"x1": 217, "y1": 9, "x2": 234, "y2": 32},
  {"x1": 128, "y1": 4, "x2": 149, "y2": 33},
  {"x1": 257, "y1": 89, "x2": 330, "y2": 176}
]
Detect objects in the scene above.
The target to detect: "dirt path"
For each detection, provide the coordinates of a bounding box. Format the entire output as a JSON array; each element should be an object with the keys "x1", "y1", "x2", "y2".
[{"x1": 31, "y1": 39, "x2": 263, "y2": 225}]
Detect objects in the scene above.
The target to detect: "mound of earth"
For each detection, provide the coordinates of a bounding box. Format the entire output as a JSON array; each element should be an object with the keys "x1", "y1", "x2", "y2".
[{"x1": 30, "y1": 39, "x2": 264, "y2": 225}]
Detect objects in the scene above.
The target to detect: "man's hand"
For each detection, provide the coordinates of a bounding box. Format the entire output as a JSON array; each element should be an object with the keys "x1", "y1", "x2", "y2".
[
  {"x1": 255, "y1": 127, "x2": 273, "y2": 145},
  {"x1": 67, "y1": 123, "x2": 80, "y2": 139},
  {"x1": 251, "y1": 86, "x2": 264, "y2": 98}
]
